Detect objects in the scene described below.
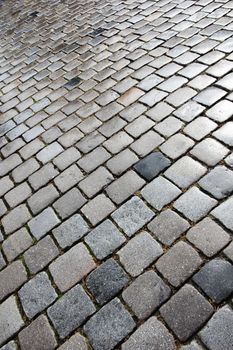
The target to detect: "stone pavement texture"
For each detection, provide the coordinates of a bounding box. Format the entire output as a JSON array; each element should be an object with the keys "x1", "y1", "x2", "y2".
[{"x1": 0, "y1": 0, "x2": 233, "y2": 348}]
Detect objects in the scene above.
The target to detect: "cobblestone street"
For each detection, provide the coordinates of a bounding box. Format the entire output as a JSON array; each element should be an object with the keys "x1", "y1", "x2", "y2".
[{"x1": 0, "y1": 0, "x2": 233, "y2": 348}]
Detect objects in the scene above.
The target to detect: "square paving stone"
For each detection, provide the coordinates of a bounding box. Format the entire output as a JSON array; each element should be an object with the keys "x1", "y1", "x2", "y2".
[
  {"x1": 81, "y1": 194, "x2": 116, "y2": 226},
  {"x1": 48, "y1": 284, "x2": 96, "y2": 339},
  {"x1": 86, "y1": 258, "x2": 129, "y2": 305},
  {"x1": 199, "y1": 306, "x2": 233, "y2": 350},
  {"x1": 174, "y1": 187, "x2": 217, "y2": 222},
  {"x1": 213, "y1": 122, "x2": 233, "y2": 146},
  {"x1": 160, "y1": 133, "x2": 195, "y2": 159},
  {"x1": 183, "y1": 116, "x2": 217, "y2": 141},
  {"x1": 148, "y1": 209, "x2": 190, "y2": 245},
  {"x1": 211, "y1": 196, "x2": 233, "y2": 230},
  {"x1": 194, "y1": 86, "x2": 227, "y2": 106},
  {"x1": 111, "y1": 196, "x2": 154, "y2": 237},
  {"x1": 142, "y1": 176, "x2": 182, "y2": 211},
  {"x1": 122, "y1": 270, "x2": 171, "y2": 319},
  {"x1": 156, "y1": 241, "x2": 202, "y2": 287},
  {"x1": 2, "y1": 228, "x2": 33, "y2": 262},
  {"x1": 28, "y1": 207, "x2": 60, "y2": 240},
  {"x1": 134, "y1": 151, "x2": 171, "y2": 180},
  {"x1": 19, "y1": 272, "x2": 57, "y2": 319},
  {"x1": 193, "y1": 259, "x2": 233, "y2": 303},
  {"x1": 206, "y1": 100, "x2": 233, "y2": 122},
  {"x1": 154, "y1": 116, "x2": 184, "y2": 137},
  {"x1": 121, "y1": 317, "x2": 175, "y2": 350},
  {"x1": 49, "y1": 243, "x2": 96, "y2": 292},
  {"x1": 199, "y1": 166, "x2": 233, "y2": 199},
  {"x1": 160, "y1": 284, "x2": 214, "y2": 341},
  {"x1": 190, "y1": 138, "x2": 229, "y2": 166},
  {"x1": 187, "y1": 218, "x2": 230, "y2": 257},
  {"x1": 53, "y1": 214, "x2": 89, "y2": 248},
  {"x1": 0, "y1": 296, "x2": 24, "y2": 346},
  {"x1": 118, "y1": 232, "x2": 163, "y2": 277},
  {"x1": 85, "y1": 219, "x2": 125, "y2": 259},
  {"x1": 106, "y1": 170, "x2": 145, "y2": 204},
  {"x1": 0, "y1": 261, "x2": 27, "y2": 301},
  {"x1": 84, "y1": 298, "x2": 135, "y2": 350},
  {"x1": 173, "y1": 100, "x2": 205, "y2": 122},
  {"x1": 165, "y1": 156, "x2": 206, "y2": 189},
  {"x1": 53, "y1": 188, "x2": 87, "y2": 219},
  {"x1": 24, "y1": 236, "x2": 59, "y2": 274},
  {"x1": 18, "y1": 315, "x2": 57, "y2": 350}
]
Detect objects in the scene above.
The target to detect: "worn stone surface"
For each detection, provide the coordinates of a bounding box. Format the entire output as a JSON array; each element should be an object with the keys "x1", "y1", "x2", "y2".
[
  {"x1": 122, "y1": 317, "x2": 176, "y2": 350},
  {"x1": 49, "y1": 243, "x2": 96, "y2": 292},
  {"x1": 48, "y1": 284, "x2": 96, "y2": 339},
  {"x1": 0, "y1": 296, "x2": 24, "y2": 346},
  {"x1": 18, "y1": 315, "x2": 57, "y2": 350},
  {"x1": 112, "y1": 196, "x2": 154, "y2": 237},
  {"x1": 86, "y1": 258, "x2": 129, "y2": 305},
  {"x1": 19, "y1": 272, "x2": 57, "y2": 319},
  {"x1": 1, "y1": 0, "x2": 233, "y2": 347},
  {"x1": 85, "y1": 219, "x2": 125, "y2": 259},
  {"x1": 84, "y1": 298, "x2": 135, "y2": 350},
  {"x1": 193, "y1": 259, "x2": 233, "y2": 303},
  {"x1": 160, "y1": 285, "x2": 214, "y2": 341},
  {"x1": 199, "y1": 306, "x2": 233, "y2": 350},
  {"x1": 122, "y1": 270, "x2": 170, "y2": 319},
  {"x1": 118, "y1": 232, "x2": 163, "y2": 277}
]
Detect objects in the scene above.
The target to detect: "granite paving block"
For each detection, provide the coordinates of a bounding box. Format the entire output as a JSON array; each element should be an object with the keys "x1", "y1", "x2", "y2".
[
  {"x1": 18, "y1": 315, "x2": 57, "y2": 350},
  {"x1": 84, "y1": 298, "x2": 135, "y2": 350},
  {"x1": 49, "y1": 243, "x2": 96, "y2": 292},
  {"x1": 193, "y1": 259, "x2": 233, "y2": 303},
  {"x1": 142, "y1": 176, "x2": 182, "y2": 211},
  {"x1": 187, "y1": 218, "x2": 230, "y2": 257},
  {"x1": 160, "y1": 284, "x2": 214, "y2": 341},
  {"x1": 134, "y1": 151, "x2": 171, "y2": 180},
  {"x1": 0, "y1": 296, "x2": 24, "y2": 346},
  {"x1": 122, "y1": 270, "x2": 171, "y2": 319},
  {"x1": 112, "y1": 196, "x2": 154, "y2": 237},
  {"x1": 19, "y1": 272, "x2": 57, "y2": 319},
  {"x1": 174, "y1": 187, "x2": 217, "y2": 222},
  {"x1": 118, "y1": 232, "x2": 163, "y2": 277},
  {"x1": 122, "y1": 317, "x2": 175, "y2": 350},
  {"x1": 48, "y1": 284, "x2": 96, "y2": 338},
  {"x1": 148, "y1": 209, "x2": 190, "y2": 245},
  {"x1": 156, "y1": 241, "x2": 202, "y2": 287},
  {"x1": 85, "y1": 219, "x2": 125, "y2": 259},
  {"x1": 86, "y1": 258, "x2": 129, "y2": 305},
  {"x1": 199, "y1": 306, "x2": 233, "y2": 350}
]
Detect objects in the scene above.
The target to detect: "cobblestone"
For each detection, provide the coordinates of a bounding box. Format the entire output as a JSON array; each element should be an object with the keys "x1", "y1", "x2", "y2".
[
  {"x1": 18, "y1": 315, "x2": 57, "y2": 350},
  {"x1": 122, "y1": 317, "x2": 175, "y2": 350},
  {"x1": 118, "y1": 232, "x2": 163, "y2": 277},
  {"x1": 84, "y1": 298, "x2": 135, "y2": 350},
  {"x1": 122, "y1": 270, "x2": 170, "y2": 319},
  {"x1": 24, "y1": 236, "x2": 59, "y2": 274},
  {"x1": 156, "y1": 241, "x2": 202, "y2": 287},
  {"x1": 48, "y1": 284, "x2": 95, "y2": 339},
  {"x1": 1, "y1": 0, "x2": 233, "y2": 347},
  {"x1": 86, "y1": 258, "x2": 129, "y2": 305},
  {"x1": 0, "y1": 296, "x2": 24, "y2": 346},
  {"x1": 19, "y1": 272, "x2": 57, "y2": 319},
  {"x1": 49, "y1": 243, "x2": 96, "y2": 292},
  {"x1": 199, "y1": 306, "x2": 233, "y2": 350},
  {"x1": 160, "y1": 284, "x2": 213, "y2": 341}
]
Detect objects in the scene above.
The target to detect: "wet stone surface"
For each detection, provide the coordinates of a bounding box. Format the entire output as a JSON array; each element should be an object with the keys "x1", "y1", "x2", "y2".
[{"x1": 0, "y1": 0, "x2": 233, "y2": 348}]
